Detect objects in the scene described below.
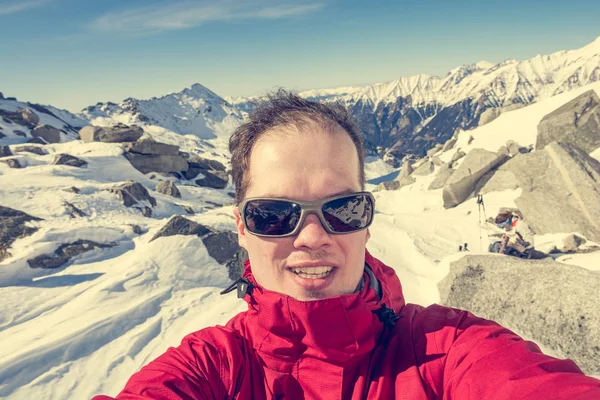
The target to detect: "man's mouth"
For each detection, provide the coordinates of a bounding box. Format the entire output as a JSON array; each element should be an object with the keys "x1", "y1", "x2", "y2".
[{"x1": 290, "y1": 266, "x2": 334, "y2": 279}]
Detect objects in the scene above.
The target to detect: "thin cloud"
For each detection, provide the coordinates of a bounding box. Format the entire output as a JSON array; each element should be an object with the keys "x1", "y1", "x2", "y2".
[
  {"x1": 0, "y1": 0, "x2": 51, "y2": 16},
  {"x1": 89, "y1": 0, "x2": 324, "y2": 35}
]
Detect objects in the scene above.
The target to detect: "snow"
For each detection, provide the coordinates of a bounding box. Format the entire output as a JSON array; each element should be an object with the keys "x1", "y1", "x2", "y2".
[{"x1": 2, "y1": 58, "x2": 600, "y2": 400}]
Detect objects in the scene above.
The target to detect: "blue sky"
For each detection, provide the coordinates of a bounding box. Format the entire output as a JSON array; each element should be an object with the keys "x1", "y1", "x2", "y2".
[{"x1": 1, "y1": 0, "x2": 599, "y2": 111}]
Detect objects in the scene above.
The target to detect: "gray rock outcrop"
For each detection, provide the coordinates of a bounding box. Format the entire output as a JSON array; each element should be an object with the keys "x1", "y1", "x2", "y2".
[
  {"x1": 0, "y1": 108, "x2": 39, "y2": 128},
  {"x1": 52, "y1": 154, "x2": 87, "y2": 168},
  {"x1": 428, "y1": 163, "x2": 455, "y2": 190},
  {"x1": 156, "y1": 180, "x2": 181, "y2": 198},
  {"x1": 443, "y1": 148, "x2": 508, "y2": 208},
  {"x1": 14, "y1": 145, "x2": 47, "y2": 155},
  {"x1": 481, "y1": 142, "x2": 600, "y2": 242},
  {"x1": 398, "y1": 161, "x2": 414, "y2": 180},
  {"x1": 506, "y1": 140, "x2": 529, "y2": 157},
  {"x1": 27, "y1": 240, "x2": 116, "y2": 269},
  {"x1": 450, "y1": 150, "x2": 466, "y2": 163},
  {"x1": 426, "y1": 143, "x2": 443, "y2": 158},
  {"x1": 125, "y1": 139, "x2": 178, "y2": 156},
  {"x1": 183, "y1": 156, "x2": 226, "y2": 180},
  {"x1": 0, "y1": 146, "x2": 12, "y2": 157},
  {"x1": 79, "y1": 124, "x2": 143, "y2": 143},
  {"x1": 442, "y1": 136, "x2": 458, "y2": 152},
  {"x1": 536, "y1": 90, "x2": 600, "y2": 153},
  {"x1": 31, "y1": 124, "x2": 61, "y2": 144},
  {"x1": 0, "y1": 206, "x2": 43, "y2": 262},
  {"x1": 0, "y1": 159, "x2": 22, "y2": 168},
  {"x1": 149, "y1": 216, "x2": 245, "y2": 278},
  {"x1": 439, "y1": 255, "x2": 600, "y2": 376},
  {"x1": 125, "y1": 153, "x2": 188, "y2": 174},
  {"x1": 110, "y1": 181, "x2": 157, "y2": 213},
  {"x1": 412, "y1": 160, "x2": 435, "y2": 176}
]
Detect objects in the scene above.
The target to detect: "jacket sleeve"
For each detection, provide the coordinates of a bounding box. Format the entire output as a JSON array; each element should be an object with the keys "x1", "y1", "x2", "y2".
[
  {"x1": 91, "y1": 329, "x2": 236, "y2": 400},
  {"x1": 418, "y1": 305, "x2": 600, "y2": 400}
]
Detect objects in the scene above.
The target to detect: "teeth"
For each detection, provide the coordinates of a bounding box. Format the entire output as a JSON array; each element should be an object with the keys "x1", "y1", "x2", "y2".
[{"x1": 290, "y1": 266, "x2": 334, "y2": 279}]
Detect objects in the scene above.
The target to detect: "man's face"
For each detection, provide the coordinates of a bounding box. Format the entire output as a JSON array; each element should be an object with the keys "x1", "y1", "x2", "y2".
[{"x1": 234, "y1": 122, "x2": 370, "y2": 301}]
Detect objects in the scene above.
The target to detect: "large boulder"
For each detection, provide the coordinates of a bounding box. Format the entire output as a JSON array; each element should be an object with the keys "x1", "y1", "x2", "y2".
[
  {"x1": 156, "y1": 180, "x2": 181, "y2": 198},
  {"x1": 27, "y1": 240, "x2": 116, "y2": 269},
  {"x1": 13, "y1": 145, "x2": 47, "y2": 155},
  {"x1": 79, "y1": 124, "x2": 143, "y2": 143},
  {"x1": 195, "y1": 170, "x2": 229, "y2": 189},
  {"x1": 149, "y1": 215, "x2": 210, "y2": 242},
  {"x1": 397, "y1": 161, "x2": 413, "y2": 180},
  {"x1": 450, "y1": 150, "x2": 466, "y2": 163},
  {"x1": 31, "y1": 124, "x2": 61, "y2": 144},
  {"x1": 18, "y1": 108, "x2": 39, "y2": 127},
  {"x1": 52, "y1": 154, "x2": 87, "y2": 168},
  {"x1": 443, "y1": 149, "x2": 508, "y2": 208},
  {"x1": 412, "y1": 160, "x2": 435, "y2": 176},
  {"x1": 125, "y1": 153, "x2": 188, "y2": 174},
  {"x1": 183, "y1": 156, "x2": 226, "y2": 180},
  {"x1": 0, "y1": 206, "x2": 43, "y2": 262},
  {"x1": 439, "y1": 255, "x2": 600, "y2": 376},
  {"x1": 536, "y1": 90, "x2": 600, "y2": 154},
  {"x1": 125, "y1": 139, "x2": 179, "y2": 155},
  {"x1": 481, "y1": 142, "x2": 600, "y2": 243},
  {"x1": 0, "y1": 159, "x2": 23, "y2": 169},
  {"x1": 110, "y1": 181, "x2": 157, "y2": 209},
  {"x1": 428, "y1": 163, "x2": 454, "y2": 190},
  {"x1": 0, "y1": 146, "x2": 12, "y2": 157}
]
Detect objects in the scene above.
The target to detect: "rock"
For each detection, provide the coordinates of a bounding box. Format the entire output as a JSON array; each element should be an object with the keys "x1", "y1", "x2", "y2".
[
  {"x1": 13, "y1": 130, "x2": 26, "y2": 137},
  {"x1": 63, "y1": 201, "x2": 87, "y2": 218},
  {"x1": 398, "y1": 161, "x2": 414, "y2": 180},
  {"x1": 201, "y1": 231, "x2": 239, "y2": 264},
  {"x1": 135, "y1": 206, "x2": 153, "y2": 218},
  {"x1": 27, "y1": 137, "x2": 47, "y2": 145},
  {"x1": 376, "y1": 181, "x2": 400, "y2": 191},
  {"x1": 156, "y1": 180, "x2": 181, "y2": 198},
  {"x1": 536, "y1": 90, "x2": 600, "y2": 154},
  {"x1": 110, "y1": 181, "x2": 157, "y2": 208},
  {"x1": 125, "y1": 153, "x2": 189, "y2": 174},
  {"x1": 62, "y1": 186, "x2": 80, "y2": 194},
  {"x1": 467, "y1": 135, "x2": 474, "y2": 145},
  {"x1": 428, "y1": 163, "x2": 454, "y2": 190},
  {"x1": 52, "y1": 154, "x2": 87, "y2": 168},
  {"x1": 481, "y1": 142, "x2": 600, "y2": 242},
  {"x1": 31, "y1": 124, "x2": 61, "y2": 144},
  {"x1": 0, "y1": 92, "x2": 3, "y2": 99},
  {"x1": 432, "y1": 156, "x2": 444, "y2": 167},
  {"x1": 27, "y1": 239, "x2": 116, "y2": 269},
  {"x1": 412, "y1": 160, "x2": 435, "y2": 176},
  {"x1": 79, "y1": 124, "x2": 144, "y2": 143},
  {"x1": 0, "y1": 159, "x2": 22, "y2": 168},
  {"x1": 497, "y1": 145, "x2": 510, "y2": 157},
  {"x1": 0, "y1": 132, "x2": 5, "y2": 139},
  {"x1": 426, "y1": 143, "x2": 443, "y2": 158},
  {"x1": 19, "y1": 108, "x2": 40, "y2": 127},
  {"x1": 506, "y1": 140, "x2": 528, "y2": 157},
  {"x1": 443, "y1": 148, "x2": 509, "y2": 208},
  {"x1": 0, "y1": 146, "x2": 12, "y2": 157},
  {"x1": 125, "y1": 139, "x2": 179, "y2": 155},
  {"x1": 182, "y1": 205, "x2": 195, "y2": 215},
  {"x1": 442, "y1": 136, "x2": 458, "y2": 152},
  {"x1": 450, "y1": 150, "x2": 466, "y2": 163},
  {"x1": 439, "y1": 255, "x2": 600, "y2": 376},
  {"x1": 562, "y1": 234, "x2": 587, "y2": 252},
  {"x1": 0, "y1": 206, "x2": 43, "y2": 262},
  {"x1": 150, "y1": 215, "x2": 211, "y2": 242},
  {"x1": 226, "y1": 247, "x2": 248, "y2": 281},
  {"x1": 195, "y1": 170, "x2": 229, "y2": 189},
  {"x1": 14, "y1": 145, "x2": 47, "y2": 155},
  {"x1": 131, "y1": 225, "x2": 143, "y2": 234},
  {"x1": 478, "y1": 107, "x2": 502, "y2": 126},
  {"x1": 183, "y1": 156, "x2": 227, "y2": 180}
]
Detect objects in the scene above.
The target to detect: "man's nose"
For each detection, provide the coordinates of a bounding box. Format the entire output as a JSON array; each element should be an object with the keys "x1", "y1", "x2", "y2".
[{"x1": 293, "y1": 213, "x2": 334, "y2": 249}]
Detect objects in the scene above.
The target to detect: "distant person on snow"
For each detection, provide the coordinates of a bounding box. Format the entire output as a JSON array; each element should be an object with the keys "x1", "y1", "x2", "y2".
[{"x1": 93, "y1": 90, "x2": 600, "y2": 399}]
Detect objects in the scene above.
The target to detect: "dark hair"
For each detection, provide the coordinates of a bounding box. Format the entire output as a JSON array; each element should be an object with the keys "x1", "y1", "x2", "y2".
[{"x1": 228, "y1": 89, "x2": 366, "y2": 204}]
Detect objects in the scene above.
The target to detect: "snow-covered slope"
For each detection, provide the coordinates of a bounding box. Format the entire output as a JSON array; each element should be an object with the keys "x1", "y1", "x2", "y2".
[{"x1": 81, "y1": 83, "x2": 244, "y2": 140}]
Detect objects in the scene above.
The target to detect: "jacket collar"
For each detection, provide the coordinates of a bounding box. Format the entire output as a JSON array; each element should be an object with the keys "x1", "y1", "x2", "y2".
[{"x1": 233, "y1": 250, "x2": 405, "y2": 367}]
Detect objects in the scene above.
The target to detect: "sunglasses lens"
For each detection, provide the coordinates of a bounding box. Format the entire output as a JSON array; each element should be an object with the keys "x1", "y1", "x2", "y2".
[
  {"x1": 244, "y1": 200, "x2": 301, "y2": 236},
  {"x1": 322, "y1": 194, "x2": 374, "y2": 233}
]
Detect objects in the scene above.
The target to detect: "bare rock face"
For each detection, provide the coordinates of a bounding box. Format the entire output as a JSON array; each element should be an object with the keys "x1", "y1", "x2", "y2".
[
  {"x1": 149, "y1": 215, "x2": 245, "y2": 280},
  {"x1": 0, "y1": 158, "x2": 22, "y2": 168},
  {"x1": 412, "y1": 160, "x2": 435, "y2": 176},
  {"x1": 125, "y1": 139, "x2": 179, "y2": 156},
  {"x1": 506, "y1": 140, "x2": 529, "y2": 157},
  {"x1": 450, "y1": 150, "x2": 466, "y2": 163},
  {"x1": 536, "y1": 89, "x2": 600, "y2": 154},
  {"x1": 397, "y1": 161, "x2": 414, "y2": 180},
  {"x1": 79, "y1": 124, "x2": 143, "y2": 143},
  {"x1": 13, "y1": 145, "x2": 47, "y2": 155},
  {"x1": 481, "y1": 142, "x2": 600, "y2": 243},
  {"x1": 110, "y1": 181, "x2": 157, "y2": 214},
  {"x1": 156, "y1": 180, "x2": 181, "y2": 198},
  {"x1": 442, "y1": 136, "x2": 458, "y2": 151},
  {"x1": 0, "y1": 108, "x2": 39, "y2": 127},
  {"x1": 27, "y1": 240, "x2": 116, "y2": 269},
  {"x1": 52, "y1": 154, "x2": 87, "y2": 168},
  {"x1": 31, "y1": 124, "x2": 61, "y2": 144},
  {"x1": 195, "y1": 170, "x2": 228, "y2": 189},
  {"x1": 443, "y1": 148, "x2": 509, "y2": 208},
  {"x1": 0, "y1": 146, "x2": 12, "y2": 157},
  {"x1": 19, "y1": 108, "x2": 40, "y2": 127},
  {"x1": 426, "y1": 143, "x2": 443, "y2": 158},
  {"x1": 0, "y1": 206, "x2": 43, "y2": 262},
  {"x1": 439, "y1": 255, "x2": 600, "y2": 376},
  {"x1": 183, "y1": 156, "x2": 226, "y2": 180},
  {"x1": 428, "y1": 163, "x2": 455, "y2": 190},
  {"x1": 125, "y1": 153, "x2": 188, "y2": 174}
]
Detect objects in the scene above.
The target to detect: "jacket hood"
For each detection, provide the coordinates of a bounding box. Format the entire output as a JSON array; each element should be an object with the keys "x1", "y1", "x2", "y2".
[{"x1": 231, "y1": 249, "x2": 406, "y2": 367}]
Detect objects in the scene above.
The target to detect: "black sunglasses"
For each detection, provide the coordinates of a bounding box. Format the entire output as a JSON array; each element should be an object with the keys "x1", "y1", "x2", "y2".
[{"x1": 239, "y1": 192, "x2": 375, "y2": 237}]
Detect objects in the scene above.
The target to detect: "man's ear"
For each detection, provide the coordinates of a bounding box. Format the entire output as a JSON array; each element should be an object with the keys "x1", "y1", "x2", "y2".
[{"x1": 234, "y1": 207, "x2": 248, "y2": 250}]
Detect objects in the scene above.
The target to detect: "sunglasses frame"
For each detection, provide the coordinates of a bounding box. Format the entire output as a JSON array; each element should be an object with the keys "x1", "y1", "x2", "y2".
[{"x1": 238, "y1": 191, "x2": 376, "y2": 238}]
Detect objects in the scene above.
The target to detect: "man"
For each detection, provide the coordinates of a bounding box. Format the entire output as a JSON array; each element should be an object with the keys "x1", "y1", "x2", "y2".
[{"x1": 93, "y1": 91, "x2": 600, "y2": 399}]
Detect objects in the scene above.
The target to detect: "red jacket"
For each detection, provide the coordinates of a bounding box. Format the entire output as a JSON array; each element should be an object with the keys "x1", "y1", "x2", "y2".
[{"x1": 94, "y1": 251, "x2": 600, "y2": 399}]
